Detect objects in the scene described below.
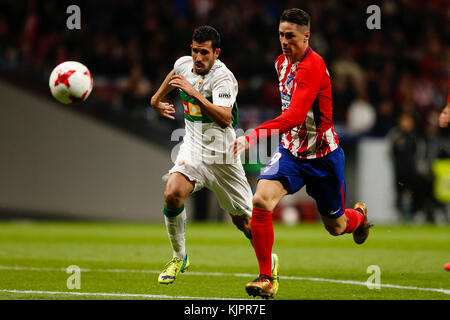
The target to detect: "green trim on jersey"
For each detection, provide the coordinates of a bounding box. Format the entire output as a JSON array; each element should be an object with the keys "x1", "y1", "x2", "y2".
[
  {"x1": 179, "y1": 90, "x2": 239, "y2": 128},
  {"x1": 179, "y1": 90, "x2": 209, "y2": 104},
  {"x1": 180, "y1": 90, "x2": 213, "y2": 123},
  {"x1": 184, "y1": 113, "x2": 213, "y2": 123}
]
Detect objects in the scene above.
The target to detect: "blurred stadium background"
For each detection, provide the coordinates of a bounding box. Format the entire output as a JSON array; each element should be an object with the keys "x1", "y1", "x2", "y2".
[{"x1": 0, "y1": 0, "x2": 449, "y2": 225}]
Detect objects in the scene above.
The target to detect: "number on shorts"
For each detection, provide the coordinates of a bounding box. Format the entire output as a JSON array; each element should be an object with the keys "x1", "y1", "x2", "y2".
[{"x1": 267, "y1": 152, "x2": 282, "y2": 166}]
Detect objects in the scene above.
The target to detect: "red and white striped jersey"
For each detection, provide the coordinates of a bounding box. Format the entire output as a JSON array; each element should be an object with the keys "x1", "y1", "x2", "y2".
[{"x1": 247, "y1": 47, "x2": 339, "y2": 159}]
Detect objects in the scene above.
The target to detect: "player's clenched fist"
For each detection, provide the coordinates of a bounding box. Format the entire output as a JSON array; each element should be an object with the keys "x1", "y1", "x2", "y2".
[
  {"x1": 169, "y1": 75, "x2": 197, "y2": 97},
  {"x1": 229, "y1": 135, "x2": 250, "y2": 157}
]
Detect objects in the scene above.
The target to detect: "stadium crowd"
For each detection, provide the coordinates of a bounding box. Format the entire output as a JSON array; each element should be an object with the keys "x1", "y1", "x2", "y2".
[{"x1": 0, "y1": 0, "x2": 449, "y2": 221}]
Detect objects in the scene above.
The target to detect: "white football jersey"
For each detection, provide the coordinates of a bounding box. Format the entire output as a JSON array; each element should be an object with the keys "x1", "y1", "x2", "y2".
[{"x1": 173, "y1": 56, "x2": 239, "y2": 164}]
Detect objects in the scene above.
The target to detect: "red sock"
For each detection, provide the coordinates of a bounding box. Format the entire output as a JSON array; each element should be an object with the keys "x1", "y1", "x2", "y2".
[
  {"x1": 344, "y1": 208, "x2": 364, "y2": 233},
  {"x1": 251, "y1": 207, "x2": 273, "y2": 278}
]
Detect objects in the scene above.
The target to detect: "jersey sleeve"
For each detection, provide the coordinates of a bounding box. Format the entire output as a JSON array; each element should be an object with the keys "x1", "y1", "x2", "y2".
[
  {"x1": 173, "y1": 56, "x2": 191, "y2": 75},
  {"x1": 211, "y1": 71, "x2": 236, "y2": 108},
  {"x1": 246, "y1": 64, "x2": 321, "y2": 146}
]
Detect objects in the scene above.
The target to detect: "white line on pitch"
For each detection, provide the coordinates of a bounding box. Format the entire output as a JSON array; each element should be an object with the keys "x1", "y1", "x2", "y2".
[
  {"x1": 0, "y1": 265, "x2": 448, "y2": 295},
  {"x1": 0, "y1": 289, "x2": 246, "y2": 300}
]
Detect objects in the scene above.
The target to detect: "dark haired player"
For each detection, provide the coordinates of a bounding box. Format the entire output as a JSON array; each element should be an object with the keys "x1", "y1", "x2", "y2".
[
  {"x1": 151, "y1": 26, "x2": 279, "y2": 285},
  {"x1": 231, "y1": 9, "x2": 371, "y2": 299}
]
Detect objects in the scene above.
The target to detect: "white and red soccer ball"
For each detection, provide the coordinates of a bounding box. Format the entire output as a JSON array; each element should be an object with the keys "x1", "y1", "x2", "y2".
[{"x1": 49, "y1": 61, "x2": 93, "y2": 104}]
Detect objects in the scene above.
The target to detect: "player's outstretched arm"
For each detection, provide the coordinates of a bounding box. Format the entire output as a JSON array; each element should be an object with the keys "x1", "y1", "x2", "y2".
[
  {"x1": 230, "y1": 67, "x2": 319, "y2": 156},
  {"x1": 150, "y1": 70, "x2": 176, "y2": 120},
  {"x1": 169, "y1": 74, "x2": 232, "y2": 128}
]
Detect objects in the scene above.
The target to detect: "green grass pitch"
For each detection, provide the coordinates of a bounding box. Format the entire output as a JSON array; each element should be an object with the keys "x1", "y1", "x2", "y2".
[{"x1": 0, "y1": 220, "x2": 448, "y2": 300}]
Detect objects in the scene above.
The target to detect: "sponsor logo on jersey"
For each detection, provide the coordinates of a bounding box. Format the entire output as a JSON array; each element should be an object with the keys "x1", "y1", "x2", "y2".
[
  {"x1": 286, "y1": 75, "x2": 295, "y2": 91},
  {"x1": 281, "y1": 91, "x2": 292, "y2": 110},
  {"x1": 183, "y1": 100, "x2": 203, "y2": 116}
]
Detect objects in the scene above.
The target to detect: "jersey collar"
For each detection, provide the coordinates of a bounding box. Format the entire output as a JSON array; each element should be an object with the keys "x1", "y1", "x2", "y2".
[{"x1": 299, "y1": 46, "x2": 311, "y2": 63}]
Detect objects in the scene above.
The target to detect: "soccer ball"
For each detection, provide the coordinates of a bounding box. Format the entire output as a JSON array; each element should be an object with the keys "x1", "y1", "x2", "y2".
[{"x1": 49, "y1": 61, "x2": 93, "y2": 104}]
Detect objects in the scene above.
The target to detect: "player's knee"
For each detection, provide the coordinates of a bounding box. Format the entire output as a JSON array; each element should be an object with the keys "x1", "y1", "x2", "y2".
[
  {"x1": 164, "y1": 189, "x2": 185, "y2": 209},
  {"x1": 252, "y1": 193, "x2": 273, "y2": 211}
]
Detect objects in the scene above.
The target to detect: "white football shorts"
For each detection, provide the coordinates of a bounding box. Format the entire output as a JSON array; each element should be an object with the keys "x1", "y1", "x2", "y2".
[{"x1": 167, "y1": 157, "x2": 253, "y2": 217}]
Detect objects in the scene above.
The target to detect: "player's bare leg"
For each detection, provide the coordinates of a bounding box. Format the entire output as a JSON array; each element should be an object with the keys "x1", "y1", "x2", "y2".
[
  {"x1": 230, "y1": 214, "x2": 252, "y2": 243},
  {"x1": 321, "y1": 202, "x2": 371, "y2": 244},
  {"x1": 321, "y1": 215, "x2": 347, "y2": 236},
  {"x1": 158, "y1": 172, "x2": 194, "y2": 284},
  {"x1": 252, "y1": 179, "x2": 288, "y2": 211},
  {"x1": 164, "y1": 172, "x2": 195, "y2": 210},
  {"x1": 246, "y1": 179, "x2": 287, "y2": 298}
]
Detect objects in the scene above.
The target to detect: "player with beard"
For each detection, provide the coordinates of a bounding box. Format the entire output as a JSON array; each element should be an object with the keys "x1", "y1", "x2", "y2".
[{"x1": 151, "y1": 26, "x2": 279, "y2": 287}]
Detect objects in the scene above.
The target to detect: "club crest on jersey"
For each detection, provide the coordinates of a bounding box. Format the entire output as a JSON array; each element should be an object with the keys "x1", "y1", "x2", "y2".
[{"x1": 286, "y1": 75, "x2": 295, "y2": 91}]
